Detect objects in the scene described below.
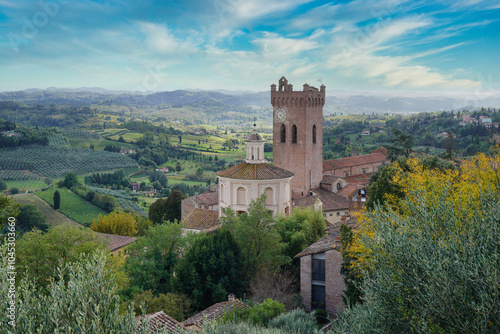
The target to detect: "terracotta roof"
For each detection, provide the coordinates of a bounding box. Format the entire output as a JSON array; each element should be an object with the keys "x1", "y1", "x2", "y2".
[
  {"x1": 312, "y1": 187, "x2": 349, "y2": 211},
  {"x1": 94, "y1": 232, "x2": 136, "y2": 252},
  {"x1": 337, "y1": 184, "x2": 359, "y2": 199},
  {"x1": 209, "y1": 184, "x2": 218, "y2": 192},
  {"x1": 294, "y1": 195, "x2": 319, "y2": 209},
  {"x1": 247, "y1": 132, "x2": 264, "y2": 141},
  {"x1": 182, "y1": 300, "x2": 249, "y2": 327},
  {"x1": 204, "y1": 224, "x2": 222, "y2": 234},
  {"x1": 343, "y1": 174, "x2": 372, "y2": 186},
  {"x1": 195, "y1": 190, "x2": 219, "y2": 206},
  {"x1": 321, "y1": 175, "x2": 345, "y2": 184},
  {"x1": 136, "y1": 311, "x2": 184, "y2": 334},
  {"x1": 217, "y1": 162, "x2": 293, "y2": 180},
  {"x1": 295, "y1": 233, "x2": 340, "y2": 258},
  {"x1": 182, "y1": 208, "x2": 219, "y2": 231},
  {"x1": 323, "y1": 153, "x2": 387, "y2": 171}
]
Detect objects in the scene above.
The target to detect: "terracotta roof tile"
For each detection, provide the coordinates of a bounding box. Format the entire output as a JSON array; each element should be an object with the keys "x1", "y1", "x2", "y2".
[
  {"x1": 182, "y1": 300, "x2": 249, "y2": 327},
  {"x1": 323, "y1": 153, "x2": 387, "y2": 171},
  {"x1": 295, "y1": 233, "x2": 340, "y2": 258},
  {"x1": 337, "y1": 184, "x2": 359, "y2": 199},
  {"x1": 182, "y1": 208, "x2": 219, "y2": 231},
  {"x1": 195, "y1": 190, "x2": 219, "y2": 206},
  {"x1": 94, "y1": 232, "x2": 136, "y2": 252},
  {"x1": 216, "y1": 162, "x2": 293, "y2": 180},
  {"x1": 312, "y1": 187, "x2": 349, "y2": 211},
  {"x1": 321, "y1": 175, "x2": 344, "y2": 184},
  {"x1": 136, "y1": 311, "x2": 184, "y2": 334}
]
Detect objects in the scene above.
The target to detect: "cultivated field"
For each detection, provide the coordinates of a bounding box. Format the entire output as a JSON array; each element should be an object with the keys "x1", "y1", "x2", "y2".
[{"x1": 37, "y1": 188, "x2": 109, "y2": 226}]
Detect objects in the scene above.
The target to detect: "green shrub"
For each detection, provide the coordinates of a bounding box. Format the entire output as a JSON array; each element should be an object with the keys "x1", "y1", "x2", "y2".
[{"x1": 268, "y1": 309, "x2": 319, "y2": 334}]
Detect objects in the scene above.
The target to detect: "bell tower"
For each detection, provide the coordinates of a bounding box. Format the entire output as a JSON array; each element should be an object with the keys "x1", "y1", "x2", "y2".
[{"x1": 271, "y1": 76, "x2": 325, "y2": 199}]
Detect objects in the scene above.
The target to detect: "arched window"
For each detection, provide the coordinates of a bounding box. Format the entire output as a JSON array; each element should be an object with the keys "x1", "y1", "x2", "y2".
[
  {"x1": 312, "y1": 124, "x2": 317, "y2": 144},
  {"x1": 237, "y1": 187, "x2": 246, "y2": 205},
  {"x1": 265, "y1": 187, "x2": 273, "y2": 205},
  {"x1": 220, "y1": 184, "x2": 225, "y2": 202},
  {"x1": 292, "y1": 125, "x2": 297, "y2": 144},
  {"x1": 280, "y1": 124, "x2": 286, "y2": 143}
]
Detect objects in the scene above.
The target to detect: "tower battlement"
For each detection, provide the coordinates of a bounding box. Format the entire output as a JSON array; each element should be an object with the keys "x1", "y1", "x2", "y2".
[{"x1": 271, "y1": 76, "x2": 325, "y2": 109}]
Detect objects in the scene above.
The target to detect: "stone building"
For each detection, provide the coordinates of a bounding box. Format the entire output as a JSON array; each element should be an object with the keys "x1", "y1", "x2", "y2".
[
  {"x1": 271, "y1": 76, "x2": 325, "y2": 199},
  {"x1": 295, "y1": 233, "x2": 345, "y2": 316},
  {"x1": 216, "y1": 124, "x2": 294, "y2": 216}
]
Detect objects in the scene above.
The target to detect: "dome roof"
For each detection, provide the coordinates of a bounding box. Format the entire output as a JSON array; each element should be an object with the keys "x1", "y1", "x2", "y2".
[{"x1": 217, "y1": 162, "x2": 294, "y2": 180}]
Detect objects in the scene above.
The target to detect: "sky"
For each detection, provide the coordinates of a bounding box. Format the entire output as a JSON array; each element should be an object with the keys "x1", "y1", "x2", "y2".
[{"x1": 1, "y1": 0, "x2": 500, "y2": 96}]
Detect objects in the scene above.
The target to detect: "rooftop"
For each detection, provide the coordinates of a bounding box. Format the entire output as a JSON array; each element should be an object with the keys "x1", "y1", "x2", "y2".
[
  {"x1": 182, "y1": 299, "x2": 249, "y2": 327},
  {"x1": 136, "y1": 311, "x2": 184, "y2": 334},
  {"x1": 295, "y1": 233, "x2": 340, "y2": 258},
  {"x1": 295, "y1": 187, "x2": 349, "y2": 212},
  {"x1": 94, "y1": 232, "x2": 136, "y2": 252},
  {"x1": 323, "y1": 153, "x2": 387, "y2": 171},
  {"x1": 217, "y1": 162, "x2": 293, "y2": 180},
  {"x1": 182, "y1": 208, "x2": 219, "y2": 231},
  {"x1": 193, "y1": 189, "x2": 219, "y2": 206}
]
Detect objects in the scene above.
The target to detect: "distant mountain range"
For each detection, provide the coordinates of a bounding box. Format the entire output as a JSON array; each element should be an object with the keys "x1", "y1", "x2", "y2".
[{"x1": 1, "y1": 88, "x2": 499, "y2": 114}]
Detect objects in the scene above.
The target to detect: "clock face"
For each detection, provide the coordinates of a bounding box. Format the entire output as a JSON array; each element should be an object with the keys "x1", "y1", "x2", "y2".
[{"x1": 275, "y1": 108, "x2": 287, "y2": 123}]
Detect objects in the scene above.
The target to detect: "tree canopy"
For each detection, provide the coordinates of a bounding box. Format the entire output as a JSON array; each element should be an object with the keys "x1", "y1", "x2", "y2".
[
  {"x1": 336, "y1": 151, "x2": 500, "y2": 333},
  {"x1": 172, "y1": 229, "x2": 244, "y2": 310},
  {"x1": 90, "y1": 211, "x2": 138, "y2": 236}
]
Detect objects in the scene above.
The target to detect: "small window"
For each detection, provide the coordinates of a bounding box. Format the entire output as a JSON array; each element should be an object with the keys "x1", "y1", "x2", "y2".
[
  {"x1": 337, "y1": 212, "x2": 340, "y2": 216},
  {"x1": 329, "y1": 213, "x2": 333, "y2": 216},
  {"x1": 280, "y1": 124, "x2": 286, "y2": 143},
  {"x1": 336, "y1": 182, "x2": 342, "y2": 190},
  {"x1": 312, "y1": 259, "x2": 325, "y2": 281},
  {"x1": 312, "y1": 124, "x2": 317, "y2": 144},
  {"x1": 292, "y1": 125, "x2": 297, "y2": 144}
]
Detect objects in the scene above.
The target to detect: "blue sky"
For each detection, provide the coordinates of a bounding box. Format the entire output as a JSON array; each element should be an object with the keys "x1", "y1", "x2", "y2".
[{"x1": 1, "y1": 0, "x2": 499, "y2": 95}]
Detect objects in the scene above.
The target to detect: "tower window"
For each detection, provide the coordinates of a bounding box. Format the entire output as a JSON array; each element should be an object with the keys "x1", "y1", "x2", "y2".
[
  {"x1": 280, "y1": 124, "x2": 286, "y2": 143},
  {"x1": 312, "y1": 124, "x2": 317, "y2": 144},
  {"x1": 292, "y1": 125, "x2": 297, "y2": 144}
]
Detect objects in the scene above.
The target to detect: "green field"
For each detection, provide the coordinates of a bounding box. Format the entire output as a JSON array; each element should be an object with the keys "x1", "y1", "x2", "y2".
[
  {"x1": 36, "y1": 188, "x2": 109, "y2": 226},
  {"x1": 68, "y1": 138, "x2": 136, "y2": 150},
  {"x1": 13, "y1": 193, "x2": 80, "y2": 227},
  {"x1": 5, "y1": 180, "x2": 48, "y2": 192}
]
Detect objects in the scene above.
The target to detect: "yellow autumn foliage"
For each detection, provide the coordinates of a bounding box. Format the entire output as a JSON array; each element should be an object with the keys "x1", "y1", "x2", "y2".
[
  {"x1": 90, "y1": 211, "x2": 138, "y2": 236},
  {"x1": 347, "y1": 149, "x2": 500, "y2": 274}
]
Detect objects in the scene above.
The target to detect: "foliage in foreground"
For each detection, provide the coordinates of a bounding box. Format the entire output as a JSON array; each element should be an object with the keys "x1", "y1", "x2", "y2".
[
  {"x1": 0, "y1": 250, "x2": 170, "y2": 334},
  {"x1": 336, "y1": 152, "x2": 500, "y2": 334}
]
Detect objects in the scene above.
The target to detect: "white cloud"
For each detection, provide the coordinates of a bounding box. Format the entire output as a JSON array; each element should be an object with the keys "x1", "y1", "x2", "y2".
[{"x1": 138, "y1": 22, "x2": 199, "y2": 54}]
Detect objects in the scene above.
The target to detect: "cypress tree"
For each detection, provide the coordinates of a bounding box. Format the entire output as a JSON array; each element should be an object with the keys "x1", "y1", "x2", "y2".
[{"x1": 53, "y1": 190, "x2": 61, "y2": 210}]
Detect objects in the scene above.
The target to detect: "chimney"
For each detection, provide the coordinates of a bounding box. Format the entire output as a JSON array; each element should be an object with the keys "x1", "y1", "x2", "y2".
[{"x1": 228, "y1": 293, "x2": 235, "y2": 302}]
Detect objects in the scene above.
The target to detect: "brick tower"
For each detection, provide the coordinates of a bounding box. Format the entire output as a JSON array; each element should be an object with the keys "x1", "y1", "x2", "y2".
[{"x1": 271, "y1": 76, "x2": 325, "y2": 199}]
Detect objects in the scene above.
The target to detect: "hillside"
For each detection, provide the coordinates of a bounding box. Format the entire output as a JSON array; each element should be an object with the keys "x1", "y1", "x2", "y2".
[
  {"x1": 36, "y1": 188, "x2": 109, "y2": 227},
  {"x1": 12, "y1": 193, "x2": 80, "y2": 227}
]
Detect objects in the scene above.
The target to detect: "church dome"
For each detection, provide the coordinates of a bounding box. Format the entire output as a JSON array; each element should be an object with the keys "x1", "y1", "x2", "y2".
[{"x1": 216, "y1": 162, "x2": 294, "y2": 180}]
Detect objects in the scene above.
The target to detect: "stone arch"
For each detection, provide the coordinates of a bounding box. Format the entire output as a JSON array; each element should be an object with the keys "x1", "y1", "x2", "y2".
[
  {"x1": 272, "y1": 97, "x2": 277, "y2": 106},
  {"x1": 300, "y1": 98, "x2": 304, "y2": 107},
  {"x1": 286, "y1": 97, "x2": 289, "y2": 106},
  {"x1": 292, "y1": 124, "x2": 297, "y2": 144},
  {"x1": 237, "y1": 187, "x2": 246, "y2": 205},
  {"x1": 280, "y1": 124, "x2": 286, "y2": 143}
]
